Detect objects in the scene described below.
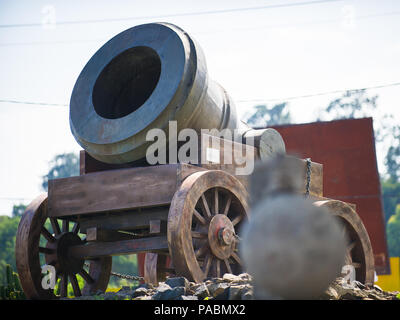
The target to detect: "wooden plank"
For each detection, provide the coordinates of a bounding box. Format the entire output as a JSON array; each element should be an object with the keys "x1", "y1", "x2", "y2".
[
  {"x1": 79, "y1": 207, "x2": 169, "y2": 233},
  {"x1": 199, "y1": 134, "x2": 259, "y2": 175},
  {"x1": 79, "y1": 150, "x2": 148, "y2": 175},
  {"x1": 68, "y1": 236, "x2": 168, "y2": 259},
  {"x1": 176, "y1": 163, "x2": 206, "y2": 185},
  {"x1": 48, "y1": 164, "x2": 179, "y2": 218},
  {"x1": 149, "y1": 220, "x2": 167, "y2": 234},
  {"x1": 231, "y1": 158, "x2": 323, "y2": 198},
  {"x1": 86, "y1": 228, "x2": 136, "y2": 242}
]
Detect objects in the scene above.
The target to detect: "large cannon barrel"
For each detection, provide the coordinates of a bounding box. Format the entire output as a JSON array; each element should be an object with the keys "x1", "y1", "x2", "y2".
[{"x1": 69, "y1": 22, "x2": 285, "y2": 164}]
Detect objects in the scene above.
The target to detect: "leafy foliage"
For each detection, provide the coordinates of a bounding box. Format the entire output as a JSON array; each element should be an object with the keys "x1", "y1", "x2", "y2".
[
  {"x1": 381, "y1": 179, "x2": 400, "y2": 224},
  {"x1": 0, "y1": 216, "x2": 20, "y2": 285},
  {"x1": 383, "y1": 124, "x2": 400, "y2": 183},
  {"x1": 41, "y1": 153, "x2": 79, "y2": 190},
  {"x1": 245, "y1": 103, "x2": 291, "y2": 127},
  {"x1": 386, "y1": 205, "x2": 400, "y2": 257},
  {"x1": 12, "y1": 204, "x2": 27, "y2": 218},
  {"x1": 0, "y1": 264, "x2": 25, "y2": 300},
  {"x1": 318, "y1": 89, "x2": 377, "y2": 121}
]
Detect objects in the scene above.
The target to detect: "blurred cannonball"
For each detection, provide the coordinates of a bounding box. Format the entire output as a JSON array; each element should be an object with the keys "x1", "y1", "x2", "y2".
[{"x1": 240, "y1": 195, "x2": 346, "y2": 299}]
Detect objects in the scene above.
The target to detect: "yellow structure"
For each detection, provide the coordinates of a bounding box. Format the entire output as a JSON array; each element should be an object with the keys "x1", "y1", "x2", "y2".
[{"x1": 376, "y1": 257, "x2": 400, "y2": 292}]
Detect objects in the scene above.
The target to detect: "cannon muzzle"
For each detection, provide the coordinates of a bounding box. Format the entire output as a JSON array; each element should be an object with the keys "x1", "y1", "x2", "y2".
[{"x1": 69, "y1": 22, "x2": 285, "y2": 164}]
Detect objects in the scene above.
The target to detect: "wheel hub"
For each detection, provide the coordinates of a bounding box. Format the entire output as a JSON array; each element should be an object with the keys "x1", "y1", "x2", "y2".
[
  {"x1": 45, "y1": 232, "x2": 85, "y2": 275},
  {"x1": 208, "y1": 214, "x2": 236, "y2": 260}
]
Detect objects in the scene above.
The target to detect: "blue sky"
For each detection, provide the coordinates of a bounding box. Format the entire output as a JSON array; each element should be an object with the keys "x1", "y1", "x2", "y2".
[{"x1": 0, "y1": 0, "x2": 399, "y2": 215}]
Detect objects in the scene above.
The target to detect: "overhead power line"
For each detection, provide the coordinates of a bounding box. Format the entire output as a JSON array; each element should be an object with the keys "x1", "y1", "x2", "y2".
[
  {"x1": 1, "y1": 81, "x2": 400, "y2": 108},
  {"x1": 236, "y1": 82, "x2": 400, "y2": 103},
  {"x1": 0, "y1": 0, "x2": 342, "y2": 29},
  {"x1": 1, "y1": 9, "x2": 400, "y2": 48},
  {"x1": 0, "y1": 99, "x2": 68, "y2": 107}
]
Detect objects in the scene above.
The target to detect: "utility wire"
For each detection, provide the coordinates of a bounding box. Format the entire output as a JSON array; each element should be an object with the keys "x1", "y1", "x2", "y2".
[
  {"x1": 236, "y1": 81, "x2": 400, "y2": 103},
  {"x1": 0, "y1": 99, "x2": 68, "y2": 107},
  {"x1": 1, "y1": 81, "x2": 400, "y2": 108},
  {"x1": 1, "y1": 9, "x2": 399, "y2": 48},
  {"x1": 0, "y1": 0, "x2": 342, "y2": 29}
]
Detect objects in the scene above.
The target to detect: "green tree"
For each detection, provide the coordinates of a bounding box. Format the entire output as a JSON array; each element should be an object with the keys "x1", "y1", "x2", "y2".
[
  {"x1": 245, "y1": 103, "x2": 291, "y2": 127},
  {"x1": 0, "y1": 216, "x2": 20, "y2": 285},
  {"x1": 383, "y1": 124, "x2": 400, "y2": 183},
  {"x1": 318, "y1": 89, "x2": 377, "y2": 121},
  {"x1": 11, "y1": 204, "x2": 27, "y2": 218},
  {"x1": 387, "y1": 205, "x2": 400, "y2": 257},
  {"x1": 41, "y1": 153, "x2": 79, "y2": 190},
  {"x1": 381, "y1": 180, "x2": 400, "y2": 224}
]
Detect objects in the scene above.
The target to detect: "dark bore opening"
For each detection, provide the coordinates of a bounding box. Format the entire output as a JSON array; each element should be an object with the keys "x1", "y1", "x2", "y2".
[{"x1": 92, "y1": 46, "x2": 161, "y2": 119}]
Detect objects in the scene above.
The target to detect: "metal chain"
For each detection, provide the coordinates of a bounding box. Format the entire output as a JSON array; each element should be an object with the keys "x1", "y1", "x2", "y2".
[
  {"x1": 305, "y1": 158, "x2": 312, "y2": 197},
  {"x1": 110, "y1": 270, "x2": 144, "y2": 282},
  {"x1": 84, "y1": 263, "x2": 144, "y2": 282}
]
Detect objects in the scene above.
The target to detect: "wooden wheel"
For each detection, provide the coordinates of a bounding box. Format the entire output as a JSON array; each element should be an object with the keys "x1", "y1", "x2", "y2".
[
  {"x1": 168, "y1": 170, "x2": 249, "y2": 283},
  {"x1": 15, "y1": 194, "x2": 112, "y2": 299},
  {"x1": 314, "y1": 200, "x2": 375, "y2": 286}
]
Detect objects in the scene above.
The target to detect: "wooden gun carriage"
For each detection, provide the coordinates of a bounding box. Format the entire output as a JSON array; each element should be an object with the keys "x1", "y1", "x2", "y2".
[{"x1": 15, "y1": 134, "x2": 374, "y2": 299}]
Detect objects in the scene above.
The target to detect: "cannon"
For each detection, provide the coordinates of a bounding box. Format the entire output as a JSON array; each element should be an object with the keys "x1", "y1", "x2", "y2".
[{"x1": 15, "y1": 23, "x2": 374, "y2": 299}]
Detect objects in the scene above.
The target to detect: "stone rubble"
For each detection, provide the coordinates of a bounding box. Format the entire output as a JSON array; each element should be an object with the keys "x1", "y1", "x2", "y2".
[{"x1": 66, "y1": 274, "x2": 399, "y2": 300}]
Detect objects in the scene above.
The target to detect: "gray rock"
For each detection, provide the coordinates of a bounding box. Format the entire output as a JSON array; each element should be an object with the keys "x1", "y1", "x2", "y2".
[
  {"x1": 134, "y1": 295, "x2": 152, "y2": 300},
  {"x1": 373, "y1": 284, "x2": 384, "y2": 292},
  {"x1": 319, "y1": 286, "x2": 339, "y2": 300},
  {"x1": 223, "y1": 273, "x2": 241, "y2": 282},
  {"x1": 104, "y1": 292, "x2": 120, "y2": 300},
  {"x1": 353, "y1": 280, "x2": 366, "y2": 290},
  {"x1": 132, "y1": 287, "x2": 149, "y2": 298},
  {"x1": 153, "y1": 286, "x2": 185, "y2": 300},
  {"x1": 367, "y1": 291, "x2": 386, "y2": 300},
  {"x1": 165, "y1": 277, "x2": 190, "y2": 290},
  {"x1": 118, "y1": 286, "x2": 132, "y2": 292},
  {"x1": 194, "y1": 283, "x2": 210, "y2": 299},
  {"x1": 228, "y1": 285, "x2": 245, "y2": 300},
  {"x1": 241, "y1": 288, "x2": 254, "y2": 300},
  {"x1": 238, "y1": 273, "x2": 253, "y2": 283},
  {"x1": 207, "y1": 282, "x2": 229, "y2": 298},
  {"x1": 179, "y1": 295, "x2": 198, "y2": 300}
]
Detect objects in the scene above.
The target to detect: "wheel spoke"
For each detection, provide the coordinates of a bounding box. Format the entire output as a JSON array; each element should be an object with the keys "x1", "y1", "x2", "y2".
[
  {"x1": 41, "y1": 227, "x2": 56, "y2": 243},
  {"x1": 62, "y1": 220, "x2": 69, "y2": 233},
  {"x1": 50, "y1": 218, "x2": 61, "y2": 235},
  {"x1": 231, "y1": 215, "x2": 243, "y2": 226},
  {"x1": 203, "y1": 254, "x2": 212, "y2": 277},
  {"x1": 224, "y1": 259, "x2": 232, "y2": 274},
  {"x1": 216, "y1": 259, "x2": 221, "y2": 278},
  {"x1": 223, "y1": 195, "x2": 232, "y2": 216},
  {"x1": 70, "y1": 274, "x2": 81, "y2": 297},
  {"x1": 201, "y1": 194, "x2": 212, "y2": 218},
  {"x1": 347, "y1": 241, "x2": 356, "y2": 253},
  {"x1": 214, "y1": 188, "x2": 219, "y2": 215},
  {"x1": 195, "y1": 244, "x2": 208, "y2": 258},
  {"x1": 39, "y1": 247, "x2": 54, "y2": 254},
  {"x1": 231, "y1": 252, "x2": 242, "y2": 266},
  {"x1": 72, "y1": 222, "x2": 80, "y2": 235},
  {"x1": 193, "y1": 209, "x2": 206, "y2": 225},
  {"x1": 79, "y1": 268, "x2": 94, "y2": 284},
  {"x1": 60, "y1": 274, "x2": 68, "y2": 298},
  {"x1": 191, "y1": 231, "x2": 207, "y2": 239}
]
